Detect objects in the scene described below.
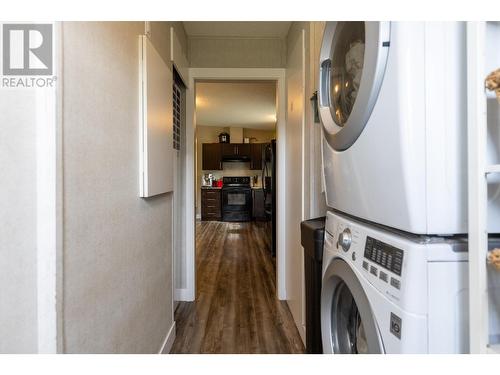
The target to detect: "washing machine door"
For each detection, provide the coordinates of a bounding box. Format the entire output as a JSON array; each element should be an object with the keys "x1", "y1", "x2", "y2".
[
  {"x1": 321, "y1": 258, "x2": 384, "y2": 353},
  {"x1": 318, "y1": 21, "x2": 390, "y2": 151}
]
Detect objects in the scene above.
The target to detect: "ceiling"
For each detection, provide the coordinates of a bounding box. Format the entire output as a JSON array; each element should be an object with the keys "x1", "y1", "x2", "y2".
[
  {"x1": 195, "y1": 81, "x2": 277, "y2": 130},
  {"x1": 183, "y1": 22, "x2": 291, "y2": 38}
]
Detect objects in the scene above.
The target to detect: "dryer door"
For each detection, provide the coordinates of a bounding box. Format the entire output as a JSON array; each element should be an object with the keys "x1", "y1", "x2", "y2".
[
  {"x1": 321, "y1": 258, "x2": 384, "y2": 353},
  {"x1": 318, "y1": 21, "x2": 390, "y2": 151}
]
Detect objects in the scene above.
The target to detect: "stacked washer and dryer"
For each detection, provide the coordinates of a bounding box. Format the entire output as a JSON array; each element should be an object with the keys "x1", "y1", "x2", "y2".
[{"x1": 318, "y1": 21, "x2": 500, "y2": 353}]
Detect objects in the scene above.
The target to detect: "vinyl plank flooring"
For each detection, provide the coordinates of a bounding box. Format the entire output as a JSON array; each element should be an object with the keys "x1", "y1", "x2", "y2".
[{"x1": 171, "y1": 221, "x2": 305, "y2": 354}]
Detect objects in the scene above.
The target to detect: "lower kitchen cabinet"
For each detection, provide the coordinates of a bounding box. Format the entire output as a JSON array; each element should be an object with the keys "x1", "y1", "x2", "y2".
[
  {"x1": 252, "y1": 188, "x2": 266, "y2": 220},
  {"x1": 201, "y1": 189, "x2": 222, "y2": 221},
  {"x1": 250, "y1": 143, "x2": 263, "y2": 170}
]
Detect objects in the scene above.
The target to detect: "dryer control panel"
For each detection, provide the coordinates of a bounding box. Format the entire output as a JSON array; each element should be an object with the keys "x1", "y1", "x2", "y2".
[{"x1": 364, "y1": 236, "x2": 404, "y2": 276}]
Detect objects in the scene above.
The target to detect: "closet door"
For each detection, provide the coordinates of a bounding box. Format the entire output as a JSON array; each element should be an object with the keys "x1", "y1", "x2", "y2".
[{"x1": 139, "y1": 36, "x2": 173, "y2": 197}]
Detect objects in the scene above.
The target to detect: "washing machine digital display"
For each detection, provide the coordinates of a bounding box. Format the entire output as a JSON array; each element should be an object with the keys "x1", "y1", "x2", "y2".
[{"x1": 364, "y1": 236, "x2": 404, "y2": 276}]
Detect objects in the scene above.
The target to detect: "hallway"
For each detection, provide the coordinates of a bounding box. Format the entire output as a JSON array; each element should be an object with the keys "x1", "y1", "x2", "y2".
[{"x1": 171, "y1": 221, "x2": 305, "y2": 354}]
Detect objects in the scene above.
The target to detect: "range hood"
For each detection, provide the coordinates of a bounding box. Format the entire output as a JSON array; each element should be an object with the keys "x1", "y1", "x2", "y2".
[{"x1": 222, "y1": 155, "x2": 251, "y2": 162}]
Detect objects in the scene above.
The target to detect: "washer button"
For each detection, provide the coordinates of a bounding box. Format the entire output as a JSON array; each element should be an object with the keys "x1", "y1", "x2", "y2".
[
  {"x1": 370, "y1": 265, "x2": 378, "y2": 277},
  {"x1": 362, "y1": 261, "x2": 369, "y2": 271},
  {"x1": 379, "y1": 271, "x2": 388, "y2": 282},
  {"x1": 390, "y1": 277, "x2": 401, "y2": 290}
]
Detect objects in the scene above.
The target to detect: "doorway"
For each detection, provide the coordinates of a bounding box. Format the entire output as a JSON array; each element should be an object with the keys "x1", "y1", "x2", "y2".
[
  {"x1": 179, "y1": 68, "x2": 287, "y2": 302},
  {"x1": 172, "y1": 68, "x2": 301, "y2": 353}
]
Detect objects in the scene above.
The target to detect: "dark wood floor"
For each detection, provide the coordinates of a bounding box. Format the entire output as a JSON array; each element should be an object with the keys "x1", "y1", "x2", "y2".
[{"x1": 171, "y1": 221, "x2": 305, "y2": 354}]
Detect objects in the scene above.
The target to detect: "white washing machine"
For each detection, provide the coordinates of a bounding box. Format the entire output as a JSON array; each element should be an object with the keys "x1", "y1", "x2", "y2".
[
  {"x1": 321, "y1": 210, "x2": 472, "y2": 353},
  {"x1": 318, "y1": 21, "x2": 500, "y2": 235}
]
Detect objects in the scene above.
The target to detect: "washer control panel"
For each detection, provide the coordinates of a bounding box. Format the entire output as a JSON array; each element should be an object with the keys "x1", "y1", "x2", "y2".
[{"x1": 363, "y1": 236, "x2": 404, "y2": 276}]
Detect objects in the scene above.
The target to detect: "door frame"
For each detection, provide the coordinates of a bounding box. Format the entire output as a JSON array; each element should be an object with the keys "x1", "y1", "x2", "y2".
[{"x1": 180, "y1": 68, "x2": 287, "y2": 301}]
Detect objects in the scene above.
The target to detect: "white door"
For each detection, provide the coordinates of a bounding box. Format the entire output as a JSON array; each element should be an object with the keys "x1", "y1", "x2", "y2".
[{"x1": 318, "y1": 22, "x2": 391, "y2": 151}]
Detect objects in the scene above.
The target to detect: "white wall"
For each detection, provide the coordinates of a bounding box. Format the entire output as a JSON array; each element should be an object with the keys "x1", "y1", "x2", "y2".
[
  {"x1": 308, "y1": 22, "x2": 327, "y2": 218},
  {"x1": 284, "y1": 21, "x2": 327, "y2": 345},
  {"x1": 0, "y1": 89, "x2": 38, "y2": 353},
  {"x1": 285, "y1": 22, "x2": 307, "y2": 343},
  {"x1": 61, "y1": 22, "x2": 175, "y2": 353}
]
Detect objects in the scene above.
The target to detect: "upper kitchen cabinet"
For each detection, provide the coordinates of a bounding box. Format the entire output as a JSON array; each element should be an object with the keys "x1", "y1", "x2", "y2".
[
  {"x1": 202, "y1": 143, "x2": 222, "y2": 170},
  {"x1": 221, "y1": 143, "x2": 251, "y2": 161},
  {"x1": 250, "y1": 143, "x2": 264, "y2": 170},
  {"x1": 238, "y1": 144, "x2": 251, "y2": 159}
]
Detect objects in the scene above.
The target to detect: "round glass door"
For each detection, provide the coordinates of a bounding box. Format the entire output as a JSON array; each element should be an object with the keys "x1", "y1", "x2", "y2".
[
  {"x1": 330, "y1": 22, "x2": 365, "y2": 127},
  {"x1": 331, "y1": 281, "x2": 369, "y2": 353},
  {"x1": 321, "y1": 259, "x2": 383, "y2": 353},
  {"x1": 318, "y1": 22, "x2": 391, "y2": 151}
]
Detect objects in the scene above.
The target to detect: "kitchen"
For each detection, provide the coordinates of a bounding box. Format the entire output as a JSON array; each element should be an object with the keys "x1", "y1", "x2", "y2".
[
  {"x1": 196, "y1": 81, "x2": 277, "y2": 253},
  {"x1": 170, "y1": 79, "x2": 303, "y2": 353}
]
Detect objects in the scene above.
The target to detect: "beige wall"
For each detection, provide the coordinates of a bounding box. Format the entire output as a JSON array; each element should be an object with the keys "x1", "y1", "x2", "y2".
[
  {"x1": 189, "y1": 37, "x2": 286, "y2": 68},
  {"x1": 195, "y1": 126, "x2": 275, "y2": 217},
  {"x1": 151, "y1": 21, "x2": 189, "y2": 67},
  {"x1": 0, "y1": 89, "x2": 38, "y2": 353},
  {"x1": 150, "y1": 21, "x2": 189, "y2": 296},
  {"x1": 61, "y1": 21, "x2": 175, "y2": 353}
]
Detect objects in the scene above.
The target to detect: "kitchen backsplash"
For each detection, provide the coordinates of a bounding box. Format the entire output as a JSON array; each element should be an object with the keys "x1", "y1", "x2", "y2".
[{"x1": 204, "y1": 162, "x2": 263, "y2": 186}]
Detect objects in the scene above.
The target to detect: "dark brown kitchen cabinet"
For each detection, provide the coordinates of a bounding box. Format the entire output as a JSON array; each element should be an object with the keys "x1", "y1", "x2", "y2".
[
  {"x1": 252, "y1": 188, "x2": 266, "y2": 220},
  {"x1": 250, "y1": 143, "x2": 264, "y2": 170},
  {"x1": 202, "y1": 143, "x2": 222, "y2": 170},
  {"x1": 201, "y1": 189, "x2": 222, "y2": 220},
  {"x1": 238, "y1": 143, "x2": 251, "y2": 158},
  {"x1": 221, "y1": 143, "x2": 251, "y2": 159}
]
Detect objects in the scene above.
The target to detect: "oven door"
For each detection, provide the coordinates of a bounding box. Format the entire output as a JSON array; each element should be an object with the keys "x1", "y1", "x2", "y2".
[{"x1": 222, "y1": 187, "x2": 252, "y2": 221}]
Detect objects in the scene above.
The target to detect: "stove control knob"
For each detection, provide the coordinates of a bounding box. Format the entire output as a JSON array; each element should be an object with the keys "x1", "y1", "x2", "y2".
[{"x1": 338, "y1": 228, "x2": 352, "y2": 252}]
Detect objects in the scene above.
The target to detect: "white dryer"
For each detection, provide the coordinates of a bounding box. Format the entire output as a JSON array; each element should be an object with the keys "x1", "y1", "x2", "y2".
[
  {"x1": 318, "y1": 21, "x2": 500, "y2": 235},
  {"x1": 321, "y1": 210, "x2": 476, "y2": 353}
]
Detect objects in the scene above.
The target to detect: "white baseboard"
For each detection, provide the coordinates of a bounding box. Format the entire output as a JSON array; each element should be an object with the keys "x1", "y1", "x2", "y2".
[
  {"x1": 159, "y1": 321, "x2": 176, "y2": 354},
  {"x1": 299, "y1": 324, "x2": 306, "y2": 346},
  {"x1": 175, "y1": 287, "x2": 195, "y2": 302}
]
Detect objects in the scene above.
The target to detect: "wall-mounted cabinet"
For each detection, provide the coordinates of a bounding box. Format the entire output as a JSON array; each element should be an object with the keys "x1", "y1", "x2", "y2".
[
  {"x1": 202, "y1": 143, "x2": 222, "y2": 170},
  {"x1": 139, "y1": 35, "x2": 174, "y2": 197},
  {"x1": 221, "y1": 143, "x2": 251, "y2": 160},
  {"x1": 202, "y1": 142, "x2": 268, "y2": 170}
]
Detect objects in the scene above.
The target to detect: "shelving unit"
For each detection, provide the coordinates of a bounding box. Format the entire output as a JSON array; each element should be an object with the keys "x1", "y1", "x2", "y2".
[{"x1": 467, "y1": 21, "x2": 500, "y2": 355}]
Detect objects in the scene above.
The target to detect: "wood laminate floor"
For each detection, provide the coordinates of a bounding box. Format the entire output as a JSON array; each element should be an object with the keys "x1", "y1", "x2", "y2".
[{"x1": 171, "y1": 221, "x2": 305, "y2": 354}]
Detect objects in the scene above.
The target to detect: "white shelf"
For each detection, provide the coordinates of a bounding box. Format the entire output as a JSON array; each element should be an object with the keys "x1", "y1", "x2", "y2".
[
  {"x1": 485, "y1": 164, "x2": 500, "y2": 174},
  {"x1": 467, "y1": 21, "x2": 491, "y2": 354},
  {"x1": 487, "y1": 344, "x2": 500, "y2": 354},
  {"x1": 486, "y1": 90, "x2": 498, "y2": 100}
]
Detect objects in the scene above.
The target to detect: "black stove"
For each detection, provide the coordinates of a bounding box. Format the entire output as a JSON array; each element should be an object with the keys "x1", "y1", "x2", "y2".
[
  {"x1": 222, "y1": 176, "x2": 251, "y2": 187},
  {"x1": 222, "y1": 177, "x2": 252, "y2": 222}
]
